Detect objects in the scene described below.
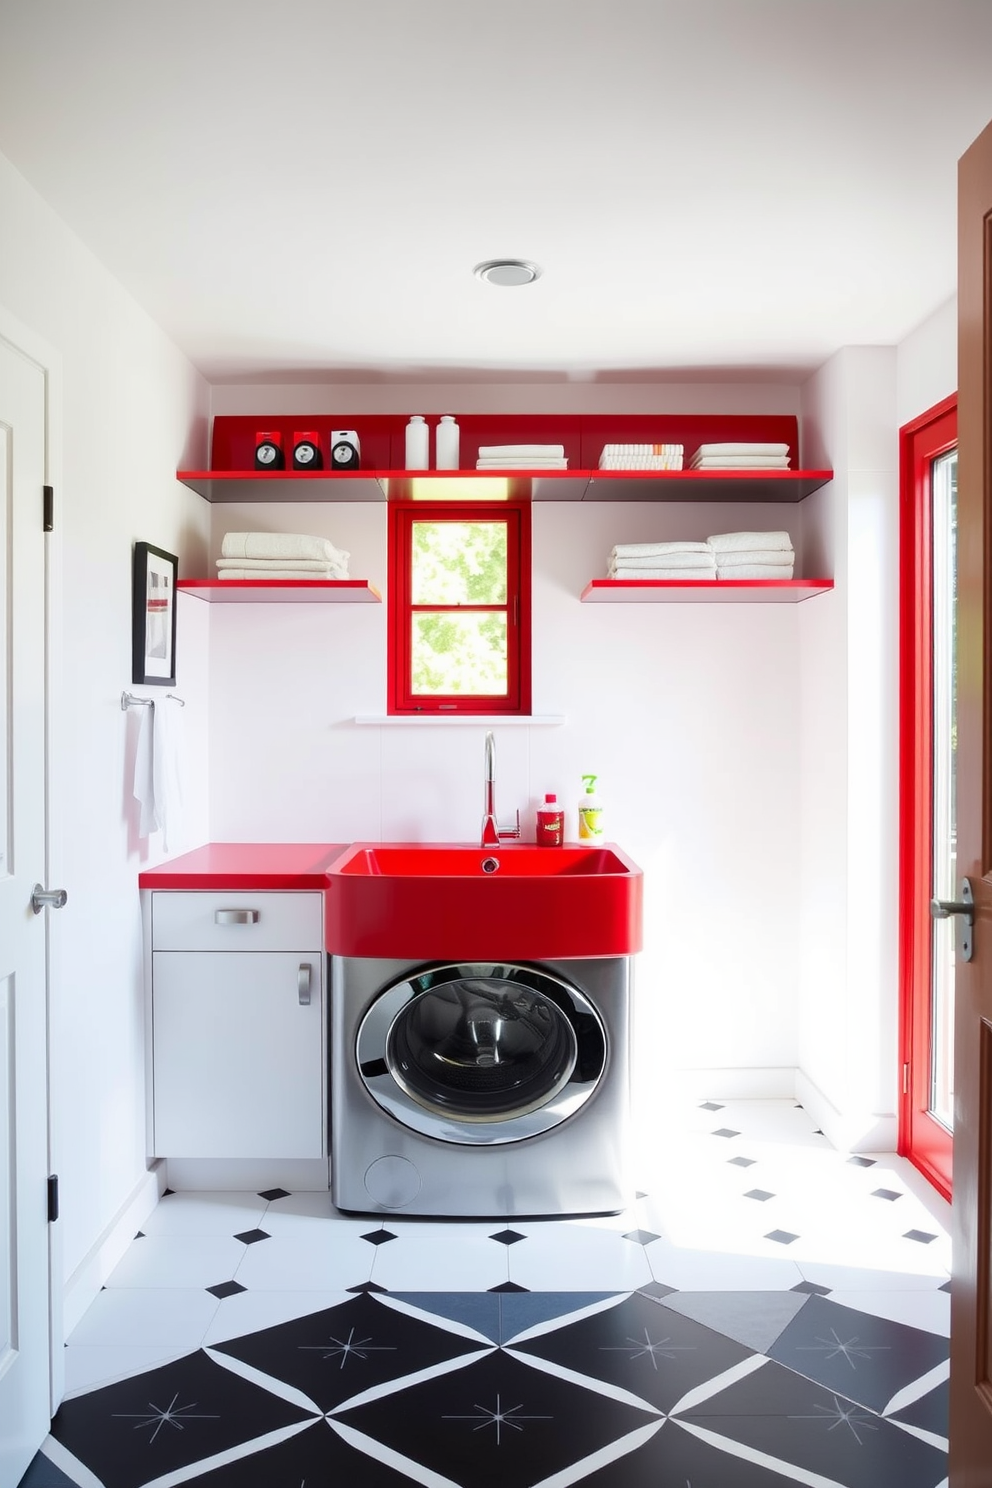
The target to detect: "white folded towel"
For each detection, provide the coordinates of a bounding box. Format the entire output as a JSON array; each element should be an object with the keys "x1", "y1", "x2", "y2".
[
  {"x1": 612, "y1": 541, "x2": 710, "y2": 558},
  {"x1": 477, "y1": 444, "x2": 566, "y2": 458},
  {"x1": 717, "y1": 563, "x2": 795, "y2": 580},
  {"x1": 609, "y1": 566, "x2": 717, "y2": 580},
  {"x1": 221, "y1": 532, "x2": 350, "y2": 564},
  {"x1": 715, "y1": 549, "x2": 797, "y2": 567},
  {"x1": 690, "y1": 455, "x2": 791, "y2": 469},
  {"x1": 610, "y1": 551, "x2": 716, "y2": 571},
  {"x1": 693, "y1": 442, "x2": 790, "y2": 457},
  {"x1": 215, "y1": 557, "x2": 349, "y2": 574},
  {"x1": 217, "y1": 568, "x2": 348, "y2": 580},
  {"x1": 476, "y1": 458, "x2": 568, "y2": 468},
  {"x1": 707, "y1": 531, "x2": 793, "y2": 553}
]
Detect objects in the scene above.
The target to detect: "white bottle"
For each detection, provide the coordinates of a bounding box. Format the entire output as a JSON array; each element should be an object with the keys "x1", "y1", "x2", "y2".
[
  {"x1": 435, "y1": 414, "x2": 460, "y2": 470},
  {"x1": 405, "y1": 415, "x2": 429, "y2": 470}
]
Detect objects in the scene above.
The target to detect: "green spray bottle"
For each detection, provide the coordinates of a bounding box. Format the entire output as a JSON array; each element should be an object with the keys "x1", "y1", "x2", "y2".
[{"x1": 578, "y1": 774, "x2": 604, "y2": 841}]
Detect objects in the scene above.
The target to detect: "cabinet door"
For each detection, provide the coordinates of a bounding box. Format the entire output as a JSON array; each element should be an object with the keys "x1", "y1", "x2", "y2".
[{"x1": 152, "y1": 951, "x2": 324, "y2": 1158}]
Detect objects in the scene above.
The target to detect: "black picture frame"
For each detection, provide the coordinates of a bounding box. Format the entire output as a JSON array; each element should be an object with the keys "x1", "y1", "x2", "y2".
[{"x1": 132, "y1": 542, "x2": 178, "y2": 686}]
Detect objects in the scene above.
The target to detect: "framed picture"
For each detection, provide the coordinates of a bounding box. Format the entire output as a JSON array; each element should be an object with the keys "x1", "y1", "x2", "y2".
[{"x1": 132, "y1": 542, "x2": 178, "y2": 686}]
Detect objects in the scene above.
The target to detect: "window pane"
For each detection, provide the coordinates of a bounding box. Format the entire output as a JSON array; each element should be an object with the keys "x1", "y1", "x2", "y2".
[
  {"x1": 411, "y1": 612, "x2": 507, "y2": 696},
  {"x1": 411, "y1": 521, "x2": 507, "y2": 605},
  {"x1": 930, "y1": 447, "x2": 957, "y2": 1131}
]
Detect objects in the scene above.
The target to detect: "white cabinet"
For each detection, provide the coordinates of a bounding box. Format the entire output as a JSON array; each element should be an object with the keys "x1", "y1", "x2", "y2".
[{"x1": 149, "y1": 891, "x2": 325, "y2": 1159}]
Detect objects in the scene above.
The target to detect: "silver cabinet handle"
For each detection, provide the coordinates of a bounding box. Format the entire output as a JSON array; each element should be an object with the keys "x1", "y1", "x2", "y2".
[
  {"x1": 32, "y1": 885, "x2": 67, "y2": 914},
  {"x1": 298, "y1": 963, "x2": 312, "y2": 1006},
  {"x1": 930, "y1": 877, "x2": 975, "y2": 961},
  {"x1": 214, "y1": 908, "x2": 260, "y2": 925}
]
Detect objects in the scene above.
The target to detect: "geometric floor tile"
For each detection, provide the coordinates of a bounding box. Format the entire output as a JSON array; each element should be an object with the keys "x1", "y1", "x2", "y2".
[
  {"x1": 163, "y1": 1417, "x2": 416, "y2": 1485},
  {"x1": 390, "y1": 1290, "x2": 620, "y2": 1345},
  {"x1": 659, "y1": 1289, "x2": 811, "y2": 1354},
  {"x1": 573, "y1": 1415, "x2": 815, "y2": 1487},
  {"x1": 887, "y1": 1373, "x2": 950, "y2": 1441}
]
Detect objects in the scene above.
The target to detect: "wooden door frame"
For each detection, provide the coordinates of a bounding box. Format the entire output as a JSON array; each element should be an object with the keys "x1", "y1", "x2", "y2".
[{"x1": 898, "y1": 393, "x2": 957, "y2": 1201}]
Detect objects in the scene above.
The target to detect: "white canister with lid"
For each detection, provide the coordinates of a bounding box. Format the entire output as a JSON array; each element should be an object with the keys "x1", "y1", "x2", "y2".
[
  {"x1": 435, "y1": 414, "x2": 460, "y2": 470},
  {"x1": 405, "y1": 415, "x2": 429, "y2": 469}
]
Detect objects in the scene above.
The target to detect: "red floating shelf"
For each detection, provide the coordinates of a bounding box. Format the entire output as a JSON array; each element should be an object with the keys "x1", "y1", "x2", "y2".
[
  {"x1": 178, "y1": 579, "x2": 381, "y2": 603},
  {"x1": 580, "y1": 578, "x2": 834, "y2": 603}
]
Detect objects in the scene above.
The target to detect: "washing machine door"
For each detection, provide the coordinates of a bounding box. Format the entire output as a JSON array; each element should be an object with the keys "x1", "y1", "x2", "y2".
[{"x1": 356, "y1": 962, "x2": 607, "y2": 1145}]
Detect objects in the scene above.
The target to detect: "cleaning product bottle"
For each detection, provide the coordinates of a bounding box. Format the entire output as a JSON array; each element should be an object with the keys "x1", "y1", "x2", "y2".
[
  {"x1": 405, "y1": 415, "x2": 429, "y2": 469},
  {"x1": 435, "y1": 414, "x2": 460, "y2": 469},
  {"x1": 578, "y1": 774, "x2": 604, "y2": 841},
  {"x1": 536, "y1": 792, "x2": 564, "y2": 847}
]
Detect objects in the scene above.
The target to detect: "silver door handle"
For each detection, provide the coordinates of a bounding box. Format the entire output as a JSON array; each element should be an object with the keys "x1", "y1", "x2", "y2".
[
  {"x1": 298, "y1": 963, "x2": 312, "y2": 1006},
  {"x1": 214, "y1": 908, "x2": 259, "y2": 925},
  {"x1": 930, "y1": 877, "x2": 974, "y2": 961},
  {"x1": 31, "y1": 885, "x2": 67, "y2": 914}
]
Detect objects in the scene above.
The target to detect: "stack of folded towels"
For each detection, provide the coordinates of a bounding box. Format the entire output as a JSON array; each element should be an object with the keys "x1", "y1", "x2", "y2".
[
  {"x1": 599, "y1": 443, "x2": 684, "y2": 470},
  {"x1": 476, "y1": 444, "x2": 568, "y2": 469},
  {"x1": 608, "y1": 540, "x2": 717, "y2": 580},
  {"x1": 216, "y1": 531, "x2": 351, "y2": 580},
  {"x1": 689, "y1": 442, "x2": 791, "y2": 469},
  {"x1": 706, "y1": 530, "x2": 795, "y2": 579}
]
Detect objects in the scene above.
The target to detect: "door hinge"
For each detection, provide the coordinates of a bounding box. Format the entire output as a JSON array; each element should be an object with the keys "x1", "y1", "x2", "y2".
[
  {"x1": 43, "y1": 484, "x2": 54, "y2": 533},
  {"x1": 902, "y1": 1062, "x2": 910, "y2": 1096},
  {"x1": 47, "y1": 1173, "x2": 59, "y2": 1223}
]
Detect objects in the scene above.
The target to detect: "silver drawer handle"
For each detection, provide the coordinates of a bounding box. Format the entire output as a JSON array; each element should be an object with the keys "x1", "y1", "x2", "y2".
[
  {"x1": 298, "y1": 963, "x2": 312, "y2": 1006},
  {"x1": 214, "y1": 908, "x2": 260, "y2": 925}
]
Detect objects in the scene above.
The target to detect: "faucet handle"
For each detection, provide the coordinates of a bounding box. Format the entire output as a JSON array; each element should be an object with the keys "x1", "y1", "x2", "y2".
[{"x1": 498, "y1": 810, "x2": 521, "y2": 841}]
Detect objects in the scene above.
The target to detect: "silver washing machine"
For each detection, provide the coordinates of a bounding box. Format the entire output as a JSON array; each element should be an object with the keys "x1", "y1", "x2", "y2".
[{"x1": 331, "y1": 955, "x2": 632, "y2": 1217}]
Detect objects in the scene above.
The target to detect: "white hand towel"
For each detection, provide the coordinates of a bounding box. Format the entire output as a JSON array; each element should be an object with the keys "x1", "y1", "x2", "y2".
[
  {"x1": 692, "y1": 442, "x2": 791, "y2": 457},
  {"x1": 221, "y1": 532, "x2": 350, "y2": 564},
  {"x1": 476, "y1": 458, "x2": 568, "y2": 468},
  {"x1": 717, "y1": 563, "x2": 795, "y2": 580},
  {"x1": 609, "y1": 564, "x2": 717, "y2": 580},
  {"x1": 609, "y1": 551, "x2": 716, "y2": 571},
  {"x1": 477, "y1": 444, "x2": 566, "y2": 458},
  {"x1": 690, "y1": 455, "x2": 790, "y2": 469},
  {"x1": 132, "y1": 702, "x2": 159, "y2": 837},
  {"x1": 715, "y1": 548, "x2": 797, "y2": 567},
  {"x1": 215, "y1": 557, "x2": 350, "y2": 574},
  {"x1": 611, "y1": 541, "x2": 710, "y2": 558},
  {"x1": 707, "y1": 531, "x2": 794, "y2": 553},
  {"x1": 152, "y1": 695, "x2": 185, "y2": 853},
  {"x1": 217, "y1": 568, "x2": 348, "y2": 580}
]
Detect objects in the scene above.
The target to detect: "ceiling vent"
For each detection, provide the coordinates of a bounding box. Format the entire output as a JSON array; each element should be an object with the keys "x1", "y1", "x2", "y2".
[{"x1": 473, "y1": 259, "x2": 542, "y2": 287}]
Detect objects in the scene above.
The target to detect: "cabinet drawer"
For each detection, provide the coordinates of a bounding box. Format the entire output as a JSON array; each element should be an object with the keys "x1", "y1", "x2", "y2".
[{"x1": 151, "y1": 890, "x2": 322, "y2": 951}]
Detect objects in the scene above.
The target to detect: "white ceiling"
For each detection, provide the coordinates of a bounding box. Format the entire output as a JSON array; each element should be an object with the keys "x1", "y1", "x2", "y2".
[{"x1": 2, "y1": 0, "x2": 991, "y2": 385}]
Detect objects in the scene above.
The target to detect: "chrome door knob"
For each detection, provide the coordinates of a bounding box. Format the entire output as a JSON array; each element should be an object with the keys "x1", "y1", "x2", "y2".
[
  {"x1": 31, "y1": 884, "x2": 67, "y2": 914},
  {"x1": 929, "y1": 877, "x2": 974, "y2": 961}
]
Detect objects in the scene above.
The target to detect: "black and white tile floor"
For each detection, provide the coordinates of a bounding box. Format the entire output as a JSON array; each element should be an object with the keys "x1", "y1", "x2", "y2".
[{"x1": 20, "y1": 1100, "x2": 952, "y2": 1487}]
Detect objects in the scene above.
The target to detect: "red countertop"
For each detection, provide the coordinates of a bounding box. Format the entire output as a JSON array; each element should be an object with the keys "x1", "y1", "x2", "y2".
[{"x1": 137, "y1": 842, "x2": 350, "y2": 890}]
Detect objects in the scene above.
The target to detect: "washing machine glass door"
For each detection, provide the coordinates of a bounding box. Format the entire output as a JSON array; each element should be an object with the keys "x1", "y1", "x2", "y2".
[{"x1": 357, "y1": 962, "x2": 607, "y2": 1145}]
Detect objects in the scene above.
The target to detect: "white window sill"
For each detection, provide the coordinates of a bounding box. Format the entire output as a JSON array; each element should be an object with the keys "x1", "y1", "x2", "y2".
[{"x1": 353, "y1": 714, "x2": 566, "y2": 726}]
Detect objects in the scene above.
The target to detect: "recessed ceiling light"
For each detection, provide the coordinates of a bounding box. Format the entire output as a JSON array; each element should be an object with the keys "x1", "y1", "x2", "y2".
[{"x1": 473, "y1": 259, "x2": 542, "y2": 287}]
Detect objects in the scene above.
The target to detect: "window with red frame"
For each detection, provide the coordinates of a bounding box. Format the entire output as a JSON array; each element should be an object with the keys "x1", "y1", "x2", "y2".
[{"x1": 387, "y1": 500, "x2": 531, "y2": 715}]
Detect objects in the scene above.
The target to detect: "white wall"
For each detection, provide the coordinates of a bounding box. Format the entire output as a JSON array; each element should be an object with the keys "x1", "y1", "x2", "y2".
[{"x1": 0, "y1": 149, "x2": 212, "y2": 1310}]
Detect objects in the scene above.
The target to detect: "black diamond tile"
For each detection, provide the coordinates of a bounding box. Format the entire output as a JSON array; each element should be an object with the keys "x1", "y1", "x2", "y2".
[
  {"x1": 179, "y1": 1416, "x2": 412, "y2": 1485},
  {"x1": 335, "y1": 1344, "x2": 655, "y2": 1486},
  {"x1": 348, "y1": 1280, "x2": 389, "y2": 1293},
  {"x1": 638, "y1": 1279, "x2": 678, "y2": 1300},
  {"x1": 622, "y1": 1228, "x2": 661, "y2": 1245},
  {"x1": 134, "y1": 1231, "x2": 145, "y2": 1239},
  {"x1": 872, "y1": 1188, "x2": 902, "y2": 1201},
  {"x1": 744, "y1": 1189, "x2": 775, "y2": 1202},
  {"x1": 15, "y1": 1449, "x2": 80, "y2": 1488},
  {"x1": 813, "y1": 1129, "x2": 824, "y2": 1135},
  {"x1": 488, "y1": 1280, "x2": 530, "y2": 1293},
  {"x1": 904, "y1": 1229, "x2": 939, "y2": 1244},
  {"x1": 361, "y1": 1228, "x2": 397, "y2": 1246},
  {"x1": 792, "y1": 1280, "x2": 831, "y2": 1296},
  {"x1": 767, "y1": 1294, "x2": 948, "y2": 1413},
  {"x1": 257, "y1": 1187, "x2": 290, "y2": 1201},
  {"x1": 680, "y1": 1358, "x2": 946, "y2": 1488},
  {"x1": 765, "y1": 1229, "x2": 799, "y2": 1245},
  {"x1": 206, "y1": 1280, "x2": 246, "y2": 1300},
  {"x1": 712, "y1": 1127, "x2": 740, "y2": 1138},
  {"x1": 233, "y1": 1228, "x2": 270, "y2": 1245},
  {"x1": 847, "y1": 1156, "x2": 877, "y2": 1168},
  {"x1": 489, "y1": 1228, "x2": 527, "y2": 1246},
  {"x1": 511, "y1": 1291, "x2": 755, "y2": 1414},
  {"x1": 888, "y1": 1375, "x2": 949, "y2": 1440},
  {"x1": 48, "y1": 1350, "x2": 310, "y2": 1488},
  {"x1": 939, "y1": 1279, "x2": 952, "y2": 1293},
  {"x1": 212, "y1": 1291, "x2": 488, "y2": 1415},
  {"x1": 728, "y1": 1155, "x2": 757, "y2": 1167},
  {"x1": 699, "y1": 1101, "x2": 724, "y2": 1111}
]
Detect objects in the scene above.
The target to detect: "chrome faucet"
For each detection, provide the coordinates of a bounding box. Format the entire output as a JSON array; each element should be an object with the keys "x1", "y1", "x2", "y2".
[{"x1": 481, "y1": 730, "x2": 521, "y2": 848}]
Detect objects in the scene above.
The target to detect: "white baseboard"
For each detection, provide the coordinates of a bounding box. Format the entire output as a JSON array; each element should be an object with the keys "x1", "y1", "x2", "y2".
[
  {"x1": 794, "y1": 1070, "x2": 897, "y2": 1153},
  {"x1": 163, "y1": 1156, "x2": 331, "y2": 1191},
  {"x1": 63, "y1": 1162, "x2": 166, "y2": 1337},
  {"x1": 659, "y1": 1067, "x2": 799, "y2": 1101}
]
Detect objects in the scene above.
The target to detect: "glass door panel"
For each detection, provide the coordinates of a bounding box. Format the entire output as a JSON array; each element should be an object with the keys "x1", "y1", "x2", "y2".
[{"x1": 929, "y1": 447, "x2": 957, "y2": 1131}]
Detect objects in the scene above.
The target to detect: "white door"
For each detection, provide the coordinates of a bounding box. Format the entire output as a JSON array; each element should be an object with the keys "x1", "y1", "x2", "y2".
[{"x1": 0, "y1": 333, "x2": 53, "y2": 1480}]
